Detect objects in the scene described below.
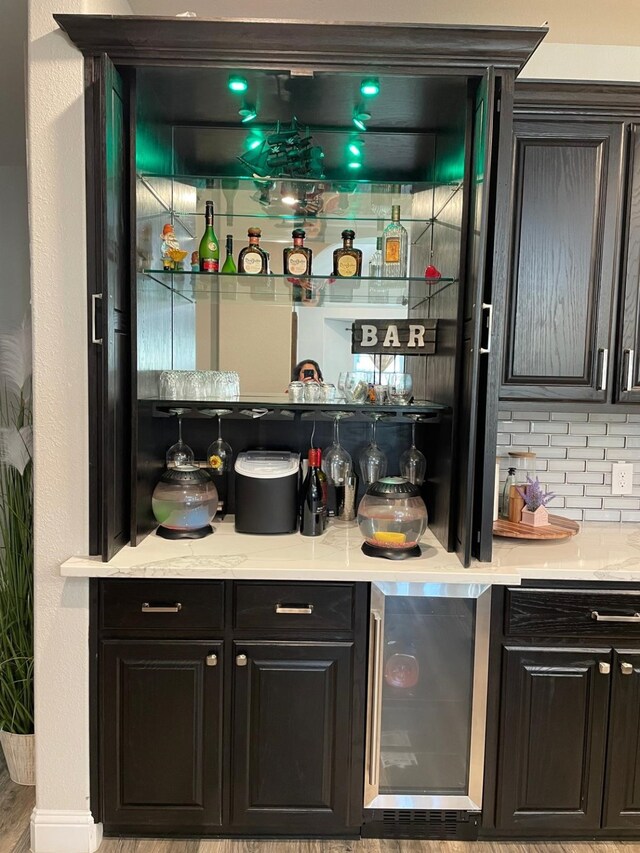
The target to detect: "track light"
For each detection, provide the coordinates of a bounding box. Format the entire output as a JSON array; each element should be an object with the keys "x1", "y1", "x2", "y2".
[
  {"x1": 347, "y1": 161, "x2": 362, "y2": 171},
  {"x1": 348, "y1": 139, "x2": 364, "y2": 158},
  {"x1": 352, "y1": 105, "x2": 371, "y2": 132},
  {"x1": 228, "y1": 75, "x2": 248, "y2": 93},
  {"x1": 239, "y1": 104, "x2": 258, "y2": 123},
  {"x1": 360, "y1": 78, "x2": 380, "y2": 97}
]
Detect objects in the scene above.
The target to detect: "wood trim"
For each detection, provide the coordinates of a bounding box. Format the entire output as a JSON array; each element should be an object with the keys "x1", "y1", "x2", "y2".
[
  {"x1": 515, "y1": 80, "x2": 640, "y2": 117},
  {"x1": 54, "y1": 15, "x2": 546, "y2": 72}
]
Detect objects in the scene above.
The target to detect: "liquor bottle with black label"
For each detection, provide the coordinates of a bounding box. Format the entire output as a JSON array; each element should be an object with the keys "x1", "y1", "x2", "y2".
[
  {"x1": 300, "y1": 448, "x2": 326, "y2": 536},
  {"x1": 199, "y1": 200, "x2": 219, "y2": 273},
  {"x1": 283, "y1": 228, "x2": 313, "y2": 277},
  {"x1": 238, "y1": 227, "x2": 268, "y2": 275},
  {"x1": 333, "y1": 229, "x2": 362, "y2": 278},
  {"x1": 382, "y1": 205, "x2": 408, "y2": 278},
  {"x1": 220, "y1": 234, "x2": 237, "y2": 274}
]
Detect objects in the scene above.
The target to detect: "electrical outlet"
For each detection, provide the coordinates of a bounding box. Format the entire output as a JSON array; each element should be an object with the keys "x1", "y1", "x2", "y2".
[{"x1": 612, "y1": 462, "x2": 634, "y2": 496}]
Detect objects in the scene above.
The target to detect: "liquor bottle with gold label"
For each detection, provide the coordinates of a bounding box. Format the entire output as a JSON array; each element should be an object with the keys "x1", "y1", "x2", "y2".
[
  {"x1": 238, "y1": 227, "x2": 268, "y2": 275},
  {"x1": 333, "y1": 229, "x2": 362, "y2": 278},
  {"x1": 283, "y1": 228, "x2": 313, "y2": 277},
  {"x1": 198, "y1": 200, "x2": 219, "y2": 273},
  {"x1": 382, "y1": 205, "x2": 408, "y2": 278}
]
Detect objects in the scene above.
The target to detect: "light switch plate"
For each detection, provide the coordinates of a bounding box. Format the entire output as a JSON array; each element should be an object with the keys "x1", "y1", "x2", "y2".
[{"x1": 612, "y1": 461, "x2": 634, "y2": 496}]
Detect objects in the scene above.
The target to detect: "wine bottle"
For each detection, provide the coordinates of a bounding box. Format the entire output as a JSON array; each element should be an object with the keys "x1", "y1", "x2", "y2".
[
  {"x1": 333, "y1": 229, "x2": 362, "y2": 278},
  {"x1": 300, "y1": 448, "x2": 326, "y2": 536},
  {"x1": 221, "y1": 234, "x2": 237, "y2": 274},
  {"x1": 316, "y1": 448, "x2": 329, "y2": 529},
  {"x1": 238, "y1": 227, "x2": 268, "y2": 275},
  {"x1": 199, "y1": 200, "x2": 219, "y2": 273},
  {"x1": 283, "y1": 228, "x2": 313, "y2": 277},
  {"x1": 382, "y1": 205, "x2": 408, "y2": 278}
]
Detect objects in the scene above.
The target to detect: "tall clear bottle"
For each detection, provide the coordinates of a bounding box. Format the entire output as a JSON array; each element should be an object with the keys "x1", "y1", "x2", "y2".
[
  {"x1": 382, "y1": 205, "x2": 408, "y2": 278},
  {"x1": 368, "y1": 237, "x2": 383, "y2": 278}
]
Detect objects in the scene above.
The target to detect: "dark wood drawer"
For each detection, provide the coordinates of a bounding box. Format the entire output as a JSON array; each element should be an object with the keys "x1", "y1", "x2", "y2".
[
  {"x1": 506, "y1": 587, "x2": 640, "y2": 637},
  {"x1": 100, "y1": 580, "x2": 224, "y2": 631},
  {"x1": 233, "y1": 582, "x2": 355, "y2": 632}
]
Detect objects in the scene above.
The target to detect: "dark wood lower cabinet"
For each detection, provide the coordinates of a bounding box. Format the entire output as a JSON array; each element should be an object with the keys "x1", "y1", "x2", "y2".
[
  {"x1": 101, "y1": 640, "x2": 223, "y2": 831},
  {"x1": 496, "y1": 646, "x2": 611, "y2": 833},
  {"x1": 604, "y1": 651, "x2": 640, "y2": 829},
  {"x1": 231, "y1": 640, "x2": 358, "y2": 831}
]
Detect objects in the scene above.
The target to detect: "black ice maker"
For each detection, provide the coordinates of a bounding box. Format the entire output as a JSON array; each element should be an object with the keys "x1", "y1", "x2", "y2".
[{"x1": 234, "y1": 451, "x2": 300, "y2": 534}]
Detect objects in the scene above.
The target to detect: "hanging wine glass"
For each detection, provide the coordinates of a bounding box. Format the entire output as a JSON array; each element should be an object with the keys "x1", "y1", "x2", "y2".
[
  {"x1": 202, "y1": 409, "x2": 233, "y2": 475},
  {"x1": 322, "y1": 411, "x2": 353, "y2": 485},
  {"x1": 166, "y1": 408, "x2": 195, "y2": 468},
  {"x1": 399, "y1": 415, "x2": 427, "y2": 486},
  {"x1": 358, "y1": 413, "x2": 388, "y2": 485}
]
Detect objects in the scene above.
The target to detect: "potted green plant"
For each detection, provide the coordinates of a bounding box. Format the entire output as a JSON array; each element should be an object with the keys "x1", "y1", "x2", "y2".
[{"x1": 0, "y1": 321, "x2": 34, "y2": 785}]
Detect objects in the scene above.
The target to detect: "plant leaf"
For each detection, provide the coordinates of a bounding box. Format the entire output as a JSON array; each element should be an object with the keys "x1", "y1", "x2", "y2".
[
  {"x1": 0, "y1": 426, "x2": 32, "y2": 475},
  {"x1": 0, "y1": 318, "x2": 32, "y2": 398}
]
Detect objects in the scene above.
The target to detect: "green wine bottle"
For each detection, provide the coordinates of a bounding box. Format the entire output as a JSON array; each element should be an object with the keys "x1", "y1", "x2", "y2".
[
  {"x1": 221, "y1": 234, "x2": 237, "y2": 274},
  {"x1": 199, "y1": 200, "x2": 219, "y2": 273}
]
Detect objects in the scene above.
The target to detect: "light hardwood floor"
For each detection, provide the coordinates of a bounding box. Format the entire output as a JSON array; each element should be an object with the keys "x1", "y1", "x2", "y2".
[{"x1": 2, "y1": 753, "x2": 640, "y2": 853}]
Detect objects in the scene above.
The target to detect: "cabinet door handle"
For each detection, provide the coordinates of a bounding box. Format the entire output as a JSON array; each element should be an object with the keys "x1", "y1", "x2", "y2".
[
  {"x1": 591, "y1": 610, "x2": 640, "y2": 623},
  {"x1": 141, "y1": 602, "x2": 182, "y2": 614},
  {"x1": 479, "y1": 302, "x2": 492, "y2": 355},
  {"x1": 206, "y1": 653, "x2": 218, "y2": 667},
  {"x1": 91, "y1": 293, "x2": 103, "y2": 345},
  {"x1": 621, "y1": 661, "x2": 634, "y2": 676},
  {"x1": 623, "y1": 349, "x2": 635, "y2": 392},
  {"x1": 596, "y1": 348, "x2": 608, "y2": 391},
  {"x1": 275, "y1": 604, "x2": 314, "y2": 615},
  {"x1": 599, "y1": 661, "x2": 611, "y2": 675},
  {"x1": 236, "y1": 654, "x2": 248, "y2": 667}
]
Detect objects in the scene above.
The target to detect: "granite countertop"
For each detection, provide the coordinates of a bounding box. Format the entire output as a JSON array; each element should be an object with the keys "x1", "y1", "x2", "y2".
[{"x1": 60, "y1": 518, "x2": 640, "y2": 585}]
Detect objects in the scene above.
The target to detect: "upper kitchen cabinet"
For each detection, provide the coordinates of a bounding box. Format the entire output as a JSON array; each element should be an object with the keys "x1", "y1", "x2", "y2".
[
  {"x1": 501, "y1": 81, "x2": 640, "y2": 405},
  {"x1": 54, "y1": 15, "x2": 546, "y2": 564}
]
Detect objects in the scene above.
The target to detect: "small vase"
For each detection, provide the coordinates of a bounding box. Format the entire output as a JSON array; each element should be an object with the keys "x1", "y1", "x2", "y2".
[
  {"x1": 0, "y1": 730, "x2": 35, "y2": 786},
  {"x1": 521, "y1": 506, "x2": 549, "y2": 527}
]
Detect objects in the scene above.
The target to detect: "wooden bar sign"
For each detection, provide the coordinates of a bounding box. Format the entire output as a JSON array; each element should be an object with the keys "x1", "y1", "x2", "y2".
[{"x1": 351, "y1": 319, "x2": 437, "y2": 355}]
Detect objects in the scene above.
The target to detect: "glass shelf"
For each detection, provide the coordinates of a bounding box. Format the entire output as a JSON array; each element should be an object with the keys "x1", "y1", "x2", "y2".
[{"x1": 142, "y1": 397, "x2": 446, "y2": 419}]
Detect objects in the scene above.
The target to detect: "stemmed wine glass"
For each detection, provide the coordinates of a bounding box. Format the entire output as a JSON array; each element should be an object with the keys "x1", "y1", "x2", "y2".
[
  {"x1": 166, "y1": 408, "x2": 195, "y2": 468},
  {"x1": 399, "y1": 414, "x2": 427, "y2": 485},
  {"x1": 359, "y1": 413, "x2": 388, "y2": 485},
  {"x1": 202, "y1": 409, "x2": 233, "y2": 475},
  {"x1": 322, "y1": 411, "x2": 354, "y2": 485}
]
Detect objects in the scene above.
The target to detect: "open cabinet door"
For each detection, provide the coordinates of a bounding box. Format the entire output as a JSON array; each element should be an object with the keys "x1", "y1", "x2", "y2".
[
  {"x1": 456, "y1": 69, "x2": 501, "y2": 567},
  {"x1": 86, "y1": 55, "x2": 131, "y2": 560}
]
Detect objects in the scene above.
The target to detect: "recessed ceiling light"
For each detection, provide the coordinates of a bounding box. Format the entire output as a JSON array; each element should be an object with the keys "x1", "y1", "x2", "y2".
[
  {"x1": 228, "y1": 75, "x2": 248, "y2": 93},
  {"x1": 360, "y1": 78, "x2": 380, "y2": 97}
]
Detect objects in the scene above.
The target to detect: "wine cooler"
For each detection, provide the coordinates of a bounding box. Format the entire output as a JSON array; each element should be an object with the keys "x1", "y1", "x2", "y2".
[{"x1": 364, "y1": 582, "x2": 491, "y2": 825}]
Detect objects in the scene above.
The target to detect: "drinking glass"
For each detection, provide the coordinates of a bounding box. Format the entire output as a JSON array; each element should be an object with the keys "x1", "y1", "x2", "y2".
[
  {"x1": 358, "y1": 414, "x2": 388, "y2": 485},
  {"x1": 322, "y1": 412, "x2": 354, "y2": 485},
  {"x1": 337, "y1": 372, "x2": 348, "y2": 402},
  {"x1": 344, "y1": 371, "x2": 374, "y2": 403},
  {"x1": 304, "y1": 382, "x2": 322, "y2": 403},
  {"x1": 288, "y1": 381, "x2": 305, "y2": 402},
  {"x1": 400, "y1": 415, "x2": 427, "y2": 485},
  {"x1": 321, "y1": 383, "x2": 337, "y2": 403},
  {"x1": 166, "y1": 407, "x2": 195, "y2": 467},
  {"x1": 203, "y1": 408, "x2": 233, "y2": 474},
  {"x1": 386, "y1": 372, "x2": 413, "y2": 405},
  {"x1": 159, "y1": 370, "x2": 180, "y2": 400}
]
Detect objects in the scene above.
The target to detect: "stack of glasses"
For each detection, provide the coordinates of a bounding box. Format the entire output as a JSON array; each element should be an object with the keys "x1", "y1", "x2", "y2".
[{"x1": 159, "y1": 370, "x2": 240, "y2": 400}]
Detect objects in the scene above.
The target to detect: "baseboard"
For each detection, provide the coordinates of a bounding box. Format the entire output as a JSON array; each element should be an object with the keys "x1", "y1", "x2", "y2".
[{"x1": 30, "y1": 808, "x2": 103, "y2": 853}]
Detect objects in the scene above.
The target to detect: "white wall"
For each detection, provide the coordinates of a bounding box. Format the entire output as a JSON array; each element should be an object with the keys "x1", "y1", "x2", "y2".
[{"x1": 28, "y1": 2, "x2": 131, "y2": 850}]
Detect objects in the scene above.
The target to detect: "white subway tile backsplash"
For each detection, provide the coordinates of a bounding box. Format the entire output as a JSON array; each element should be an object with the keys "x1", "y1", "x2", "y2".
[
  {"x1": 567, "y1": 496, "x2": 602, "y2": 509},
  {"x1": 548, "y1": 459, "x2": 586, "y2": 471},
  {"x1": 606, "y1": 448, "x2": 640, "y2": 461},
  {"x1": 585, "y1": 461, "x2": 614, "y2": 472},
  {"x1": 498, "y1": 421, "x2": 531, "y2": 433},
  {"x1": 512, "y1": 411, "x2": 550, "y2": 420},
  {"x1": 553, "y1": 483, "x2": 585, "y2": 496},
  {"x1": 532, "y1": 447, "x2": 570, "y2": 459},
  {"x1": 624, "y1": 437, "x2": 640, "y2": 448},
  {"x1": 498, "y1": 410, "x2": 512, "y2": 420},
  {"x1": 561, "y1": 508, "x2": 584, "y2": 520},
  {"x1": 621, "y1": 511, "x2": 640, "y2": 521},
  {"x1": 584, "y1": 509, "x2": 622, "y2": 521},
  {"x1": 567, "y1": 448, "x2": 606, "y2": 459},
  {"x1": 626, "y1": 415, "x2": 640, "y2": 423},
  {"x1": 585, "y1": 485, "x2": 613, "y2": 497},
  {"x1": 541, "y1": 471, "x2": 568, "y2": 484},
  {"x1": 532, "y1": 421, "x2": 569, "y2": 434},
  {"x1": 551, "y1": 412, "x2": 588, "y2": 421},
  {"x1": 550, "y1": 435, "x2": 588, "y2": 447},
  {"x1": 609, "y1": 423, "x2": 640, "y2": 435},
  {"x1": 585, "y1": 436, "x2": 626, "y2": 448},
  {"x1": 588, "y1": 413, "x2": 628, "y2": 422},
  {"x1": 496, "y1": 433, "x2": 511, "y2": 445},
  {"x1": 519, "y1": 434, "x2": 550, "y2": 446},
  {"x1": 569, "y1": 422, "x2": 607, "y2": 435},
  {"x1": 603, "y1": 498, "x2": 640, "y2": 509},
  {"x1": 566, "y1": 472, "x2": 605, "y2": 484}
]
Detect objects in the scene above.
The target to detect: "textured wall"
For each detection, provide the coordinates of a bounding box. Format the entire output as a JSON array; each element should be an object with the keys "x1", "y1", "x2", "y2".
[{"x1": 497, "y1": 411, "x2": 640, "y2": 522}]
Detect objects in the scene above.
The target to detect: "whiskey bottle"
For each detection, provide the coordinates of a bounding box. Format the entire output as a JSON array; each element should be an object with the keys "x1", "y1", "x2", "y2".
[
  {"x1": 283, "y1": 228, "x2": 313, "y2": 277},
  {"x1": 382, "y1": 205, "x2": 408, "y2": 278},
  {"x1": 198, "y1": 200, "x2": 219, "y2": 273},
  {"x1": 220, "y1": 235, "x2": 237, "y2": 274},
  {"x1": 238, "y1": 227, "x2": 268, "y2": 275},
  {"x1": 333, "y1": 229, "x2": 362, "y2": 278}
]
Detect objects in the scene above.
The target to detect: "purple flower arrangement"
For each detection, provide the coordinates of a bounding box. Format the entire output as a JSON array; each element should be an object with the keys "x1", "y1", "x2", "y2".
[{"x1": 516, "y1": 476, "x2": 556, "y2": 512}]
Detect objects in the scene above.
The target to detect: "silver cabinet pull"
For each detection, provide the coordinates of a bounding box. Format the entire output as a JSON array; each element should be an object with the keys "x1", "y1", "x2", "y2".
[
  {"x1": 91, "y1": 293, "x2": 103, "y2": 345},
  {"x1": 236, "y1": 654, "x2": 248, "y2": 667},
  {"x1": 275, "y1": 604, "x2": 314, "y2": 615},
  {"x1": 599, "y1": 661, "x2": 611, "y2": 675},
  {"x1": 369, "y1": 611, "x2": 383, "y2": 788},
  {"x1": 621, "y1": 661, "x2": 634, "y2": 676},
  {"x1": 623, "y1": 349, "x2": 635, "y2": 392},
  {"x1": 141, "y1": 602, "x2": 182, "y2": 614},
  {"x1": 591, "y1": 610, "x2": 640, "y2": 623},
  {"x1": 206, "y1": 653, "x2": 218, "y2": 667},
  {"x1": 596, "y1": 347, "x2": 609, "y2": 391},
  {"x1": 480, "y1": 302, "x2": 492, "y2": 355}
]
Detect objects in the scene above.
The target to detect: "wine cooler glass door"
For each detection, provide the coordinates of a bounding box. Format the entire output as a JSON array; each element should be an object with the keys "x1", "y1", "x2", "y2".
[{"x1": 364, "y1": 583, "x2": 491, "y2": 811}]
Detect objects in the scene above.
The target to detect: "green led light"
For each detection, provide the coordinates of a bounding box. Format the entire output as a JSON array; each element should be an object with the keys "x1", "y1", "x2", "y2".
[
  {"x1": 239, "y1": 105, "x2": 258, "y2": 123},
  {"x1": 348, "y1": 161, "x2": 362, "y2": 170},
  {"x1": 353, "y1": 117, "x2": 367, "y2": 132},
  {"x1": 247, "y1": 136, "x2": 262, "y2": 150},
  {"x1": 348, "y1": 142, "x2": 362, "y2": 157},
  {"x1": 228, "y1": 75, "x2": 248, "y2": 93},
  {"x1": 360, "y1": 78, "x2": 380, "y2": 97}
]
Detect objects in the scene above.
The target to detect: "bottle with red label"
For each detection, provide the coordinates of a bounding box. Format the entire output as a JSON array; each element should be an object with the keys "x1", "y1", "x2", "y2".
[{"x1": 198, "y1": 200, "x2": 219, "y2": 273}]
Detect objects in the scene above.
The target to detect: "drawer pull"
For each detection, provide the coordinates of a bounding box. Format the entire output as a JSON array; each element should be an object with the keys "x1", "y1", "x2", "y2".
[
  {"x1": 621, "y1": 661, "x2": 634, "y2": 676},
  {"x1": 591, "y1": 610, "x2": 640, "y2": 623},
  {"x1": 236, "y1": 654, "x2": 248, "y2": 667},
  {"x1": 275, "y1": 604, "x2": 314, "y2": 615},
  {"x1": 141, "y1": 602, "x2": 183, "y2": 614},
  {"x1": 599, "y1": 661, "x2": 611, "y2": 675},
  {"x1": 206, "y1": 653, "x2": 218, "y2": 667}
]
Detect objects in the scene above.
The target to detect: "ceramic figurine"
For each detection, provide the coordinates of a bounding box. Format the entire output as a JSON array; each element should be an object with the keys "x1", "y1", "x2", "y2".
[{"x1": 161, "y1": 223, "x2": 188, "y2": 271}]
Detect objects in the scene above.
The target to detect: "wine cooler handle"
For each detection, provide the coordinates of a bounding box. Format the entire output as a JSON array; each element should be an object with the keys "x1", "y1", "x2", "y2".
[
  {"x1": 275, "y1": 604, "x2": 314, "y2": 615},
  {"x1": 91, "y1": 293, "x2": 103, "y2": 345},
  {"x1": 369, "y1": 610, "x2": 383, "y2": 789},
  {"x1": 141, "y1": 602, "x2": 182, "y2": 614},
  {"x1": 480, "y1": 303, "x2": 492, "y2": 355}
]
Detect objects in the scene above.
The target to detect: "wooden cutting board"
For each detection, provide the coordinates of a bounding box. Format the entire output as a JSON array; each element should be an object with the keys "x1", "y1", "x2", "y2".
[{"x1": 493, "y1": 514, "x2": 580, "y2": 540}]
